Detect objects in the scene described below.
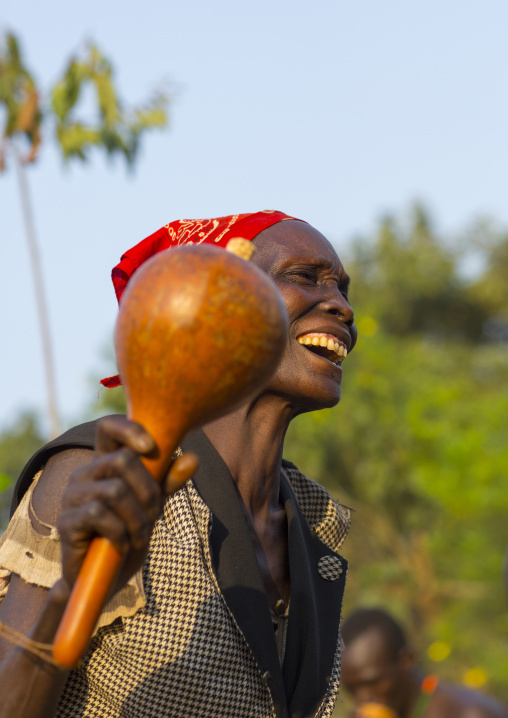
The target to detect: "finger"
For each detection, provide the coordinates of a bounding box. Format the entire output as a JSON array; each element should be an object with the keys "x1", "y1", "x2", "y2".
[
  {"x1": 95, "y1": 415, "x2": 155, "y2": 457},
  {"x1": 58, "y1": 502, "x2": 131, "y2": 557},
  {"x1": 68, "y1": 448, "x2": 161, "y2": 515},
  {"x1": 63, "y1": 478, "x2": 155, "y2": 550},
  {"x1": 163, "y1": 452, "x2": 199, "y2": 495}
]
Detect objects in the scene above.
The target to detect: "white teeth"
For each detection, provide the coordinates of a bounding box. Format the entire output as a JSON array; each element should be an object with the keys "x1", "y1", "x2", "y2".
[{"x1": 297, "y1": 333, "x2": 348, "y2": 361}]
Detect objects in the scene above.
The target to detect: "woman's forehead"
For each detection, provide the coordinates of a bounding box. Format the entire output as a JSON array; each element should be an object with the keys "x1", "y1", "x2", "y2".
[{"x1": 253, "y1": 220, "x2": 343, "y2": 270}]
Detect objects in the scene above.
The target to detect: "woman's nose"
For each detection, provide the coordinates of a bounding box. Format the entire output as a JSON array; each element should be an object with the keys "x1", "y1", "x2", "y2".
[{"x1": 320, "y1": 290, "x2": 355, "y2": 325}]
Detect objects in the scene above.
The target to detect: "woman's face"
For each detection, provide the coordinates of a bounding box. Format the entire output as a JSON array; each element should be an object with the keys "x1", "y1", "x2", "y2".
[{"x1": 252, "y1": 220, "x2": 357, "y2": 412}]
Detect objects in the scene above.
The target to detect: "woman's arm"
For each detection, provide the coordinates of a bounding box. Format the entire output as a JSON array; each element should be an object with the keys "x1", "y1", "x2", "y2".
[
  {"x1": 0, "y1": 415, "x2": 197, "y2": 718},
  {"x1": 0, "y1": 446, "x2": 93, "y2": 717},
  {"x1": 0, "y1": 577, "x2": 72, "y2": 716}
]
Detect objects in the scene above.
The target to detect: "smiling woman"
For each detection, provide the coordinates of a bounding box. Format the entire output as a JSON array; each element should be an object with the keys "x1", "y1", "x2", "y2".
[
  {"x1": 251, "y1": 219, "x2": 356, "y2": 412},
  {"x1": 0, "y1": 210, "x2": 355, "y2": 718}
]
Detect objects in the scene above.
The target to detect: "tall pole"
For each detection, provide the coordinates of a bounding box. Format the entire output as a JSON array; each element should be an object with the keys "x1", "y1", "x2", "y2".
[{"x1": 13, "y1": 146, "x2": 61, "y2": 439}]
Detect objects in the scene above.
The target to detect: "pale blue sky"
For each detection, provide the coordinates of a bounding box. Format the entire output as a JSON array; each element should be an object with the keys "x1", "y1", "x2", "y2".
[{"x1": 1, "y1": 0, "x2": 507, "y2": 434}]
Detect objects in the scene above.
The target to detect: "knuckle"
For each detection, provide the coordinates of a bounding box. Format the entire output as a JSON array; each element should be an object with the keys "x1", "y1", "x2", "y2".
[
  {"x1": 87, "y1": 500, "x2": 106, "y2": 521},
  {"x1": 124, "y1": 421, "x2": 145, "y2": 442},
  {"x1": 105, "y1": 478, "x2": 129, "y2": 502},
  {"x1": 110, "y1": 448, "x2": 136, "y2": 474}
]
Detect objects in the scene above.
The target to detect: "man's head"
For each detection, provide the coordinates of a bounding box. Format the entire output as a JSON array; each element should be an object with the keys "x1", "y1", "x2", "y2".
[{"x1": 341, "y1": 609, "x2": 417, "y2": 714}]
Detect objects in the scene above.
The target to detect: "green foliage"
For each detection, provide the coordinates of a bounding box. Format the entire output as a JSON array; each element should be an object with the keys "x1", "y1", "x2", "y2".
[
  {"x1": 89, "y1": 384, "x2": 127, "y2": 418},
  {"x1": 467, "y1": 225, "x2": 508, "y2": 340},
  {"x1": 0, "y1": 475, "x2": 11, "y2": 493},
  {"x1": 51, "y1": 44, "x2": 168, "y2": 166},
  {"x1": 0, "y1": 30, "x2": 169, "y2": 169},
  {"x1": 0, "y1": 412, "x2": 46, "y2": 529},
  {"x1": 286, "y1": 208, "x2": 508, "y2": 702},
  {"x1": 0, "y1": 32, "x2": 42, "y2": 168},
  {"x1": 350, "y1": 205, "x2": 488, "y2": 341}
]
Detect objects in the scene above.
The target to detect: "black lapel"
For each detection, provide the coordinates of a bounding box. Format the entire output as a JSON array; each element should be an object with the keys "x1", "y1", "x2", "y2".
[
  {"x1": 280, "y1": 471, "x2": 347, "y2": 718},
  {"x1": 181, "y1": 429, "x2": 288, "y2": 718}
]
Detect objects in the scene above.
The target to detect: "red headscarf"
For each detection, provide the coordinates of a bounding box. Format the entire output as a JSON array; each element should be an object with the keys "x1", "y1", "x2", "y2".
[{"x1": 101, "y1": 210, "x2": 304, "y2": 388}]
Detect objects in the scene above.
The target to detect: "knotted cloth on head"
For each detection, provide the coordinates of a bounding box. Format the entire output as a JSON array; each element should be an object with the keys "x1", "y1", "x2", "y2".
[{"x1": 101, "y1": 210, "x2": 304, "y2": 388}]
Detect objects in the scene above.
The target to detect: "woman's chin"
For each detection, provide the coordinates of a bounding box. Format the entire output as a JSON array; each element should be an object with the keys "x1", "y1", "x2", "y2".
[{"x1": 297, "y1": 384, "x2": 342, "y2": 413}]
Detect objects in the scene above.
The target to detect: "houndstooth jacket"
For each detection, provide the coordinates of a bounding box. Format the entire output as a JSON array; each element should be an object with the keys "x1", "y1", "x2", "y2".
[{"x1": 12, "y1": 421, "x2": 351, "y2": 718}]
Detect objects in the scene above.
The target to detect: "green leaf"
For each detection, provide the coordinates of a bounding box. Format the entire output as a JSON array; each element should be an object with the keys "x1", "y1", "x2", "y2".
[
  {"x1": 50, "y1": 42, "x2": 169, "y2": 169},
  {"x1": 0, "y1": 474, "x2": 12, "y2": 492}
]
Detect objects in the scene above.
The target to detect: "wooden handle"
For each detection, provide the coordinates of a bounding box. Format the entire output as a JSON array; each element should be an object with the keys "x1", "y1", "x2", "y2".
[{"x1": 52, "y1": 537, "x2": 123, "y2": 667}]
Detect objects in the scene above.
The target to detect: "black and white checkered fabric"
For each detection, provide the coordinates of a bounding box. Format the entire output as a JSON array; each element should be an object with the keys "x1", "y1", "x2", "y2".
[
  {"x1": 56, "y1": 469, "x2": 350, "y2": 718},
  {"x1": 317, "y1": 555, "x2": 343, "y2": 581}
]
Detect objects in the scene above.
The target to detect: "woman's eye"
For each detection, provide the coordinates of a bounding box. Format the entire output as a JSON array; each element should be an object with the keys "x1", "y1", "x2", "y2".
[{"x1": 289, "y1": 269, "x2": 317, "y2": 283}]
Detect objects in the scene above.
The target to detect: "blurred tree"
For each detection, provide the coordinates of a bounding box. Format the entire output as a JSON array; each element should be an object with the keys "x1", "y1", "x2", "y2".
[
  {"x1": 350, "y1": 205, "x2": 488, "y2": 342},
  {"x1": 0, "y1": 31, "x2": 170, "y2": 438},
  {"x1": 466, "y1": 222, "x2": 508, "y2": 342},
  {"x1": 0, "y1": 33, "x2": 57, "y2": 437},
  {"x1": 0, "y1": 412, "x2": 46, "y2": 529},
  {"x1": 51, "y1": 44, "x2": 167, "y2": 166}
]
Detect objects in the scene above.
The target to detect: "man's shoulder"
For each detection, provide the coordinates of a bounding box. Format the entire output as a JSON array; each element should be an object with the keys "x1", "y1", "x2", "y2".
[
  {"x1": 281, "y1": 458, "x2": 351, "y2": 553},
  {"x1": 430, "y1": 683, "x2": 508, "y2": 718}
]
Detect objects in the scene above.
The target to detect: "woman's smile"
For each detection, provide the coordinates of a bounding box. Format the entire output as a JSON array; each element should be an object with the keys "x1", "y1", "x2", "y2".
[{"x1": 296, "y1": 332, "x2": 349, "y2": 364}]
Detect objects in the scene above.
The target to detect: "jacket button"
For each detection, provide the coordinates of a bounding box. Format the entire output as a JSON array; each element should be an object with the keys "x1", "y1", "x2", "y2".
[{"x1": 318, "y1": 555, "x2": 343, "y2": 581}]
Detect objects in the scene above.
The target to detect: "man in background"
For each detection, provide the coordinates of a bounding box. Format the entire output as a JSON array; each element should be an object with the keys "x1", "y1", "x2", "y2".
[{"x1": 340, "y1": 608, "x2": 507, "y2": 718}]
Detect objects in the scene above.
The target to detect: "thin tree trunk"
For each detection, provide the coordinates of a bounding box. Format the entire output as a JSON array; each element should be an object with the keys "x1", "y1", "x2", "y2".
[{"x1": 13, "y1": 147, "x2": 61, "y2": 439}]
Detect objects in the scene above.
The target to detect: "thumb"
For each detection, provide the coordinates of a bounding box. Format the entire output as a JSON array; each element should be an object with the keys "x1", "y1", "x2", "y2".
[{"x1": 164, "y1": 452, "x2": 199, "y2": 495}]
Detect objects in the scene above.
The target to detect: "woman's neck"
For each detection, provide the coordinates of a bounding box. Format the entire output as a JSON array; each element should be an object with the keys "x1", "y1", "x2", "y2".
[{"x1": 203, "y1": 394, "x2": 296, "y2": 520}]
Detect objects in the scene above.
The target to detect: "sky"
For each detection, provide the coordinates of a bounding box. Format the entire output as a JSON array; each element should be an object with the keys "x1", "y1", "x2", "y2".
[{"x1": 1, "y1": 0, "x2": 508, "y2": 436}]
